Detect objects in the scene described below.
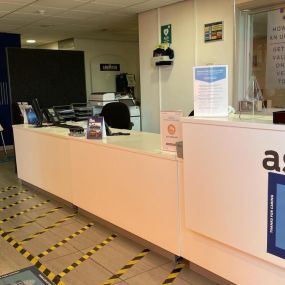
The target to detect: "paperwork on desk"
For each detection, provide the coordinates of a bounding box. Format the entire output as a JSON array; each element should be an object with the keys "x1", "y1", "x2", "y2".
[
  {"x1": 86, "y1": 116, "x2": 106, "y2": 139},
  {"x1": 160, "y1": 111, "x2": 182, "y2": 152}
]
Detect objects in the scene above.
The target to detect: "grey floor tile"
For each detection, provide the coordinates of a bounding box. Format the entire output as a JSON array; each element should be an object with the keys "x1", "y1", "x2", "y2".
[
  {"x1": 162, "y1": 262, "x2": 216, "y2": 285},
  {"x1": 44, "y1": 251, "x2": 114, "y2": 285}
]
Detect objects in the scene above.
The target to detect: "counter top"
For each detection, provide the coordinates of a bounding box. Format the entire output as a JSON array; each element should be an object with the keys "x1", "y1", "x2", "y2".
[
  {"x1": 13, "y1": 124, "x2": 177, "y2": 160},
  {"x1": 181, "y1": 114, "x2": 285, "y2": 132}
]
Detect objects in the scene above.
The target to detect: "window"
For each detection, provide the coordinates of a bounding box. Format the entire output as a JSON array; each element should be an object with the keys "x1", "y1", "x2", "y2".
[{"x1": 238, "y1": 5, "x2": 285, "y2": 109}]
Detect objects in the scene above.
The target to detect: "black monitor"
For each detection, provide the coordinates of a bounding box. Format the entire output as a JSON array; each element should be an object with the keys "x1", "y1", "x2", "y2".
[{"x1": 31, "y1": 98, "x2": 43, "y2": 127}]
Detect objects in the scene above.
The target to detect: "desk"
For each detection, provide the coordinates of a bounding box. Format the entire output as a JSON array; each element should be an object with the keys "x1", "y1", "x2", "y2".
[
  {"x1": 181, "y1": 115, "x2": 285, "y2": 285},
  {"x1": 13, "y1": 125, "x2": 179, "y2": 255}
]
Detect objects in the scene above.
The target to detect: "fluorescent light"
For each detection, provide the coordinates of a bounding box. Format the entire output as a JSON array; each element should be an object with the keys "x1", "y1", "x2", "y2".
[{"x1": 26, "y1": 39, "x2": 36, "y2": 44}]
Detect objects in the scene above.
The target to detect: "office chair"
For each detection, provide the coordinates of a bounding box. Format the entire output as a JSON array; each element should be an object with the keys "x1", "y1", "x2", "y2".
[
  {"x1": 0, "y1": 124, "x2": 7, "y2": 155},
  {"x1": 100, "y1": 102, "x2": 133, "y2": 130}
]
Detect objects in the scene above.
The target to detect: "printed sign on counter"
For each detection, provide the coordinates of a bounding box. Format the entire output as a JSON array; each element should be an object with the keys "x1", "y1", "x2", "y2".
[
  {"x1": 87, "y1": 116, "x2": 106, "y2": 139},
  {"x1": 160, "y1": 111, "x2": 182, "y2": 152},
  {"x1": 193, "y1": 65, "x2": 228, "y2": 117},
  {"x1": 267, "y1": 172, "x2": 285, "y2": 259}
]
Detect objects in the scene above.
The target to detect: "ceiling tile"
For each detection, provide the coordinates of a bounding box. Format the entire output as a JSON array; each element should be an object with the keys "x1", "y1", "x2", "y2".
[
  {"x1": 59, "y1": 9, "x2": 102, "y2": 20},
  {"x1": 93, "y1": 0, "x2": 147, "y2": 6},
  {"x1": 0, "y1": 12, "x2": 41, "y2": 25},
  {"x1": 34, "y1": 0, "x2": 88, "y2": 9},
  {"x1": 0, "y1": 2, "x2": 25, "y2": 13},
  {"x1": 75, "y1": 3, "x2": 124, "y2": 13},
  {"x1": 17, "y1": 4, "x2": 65, "y2": 16}
]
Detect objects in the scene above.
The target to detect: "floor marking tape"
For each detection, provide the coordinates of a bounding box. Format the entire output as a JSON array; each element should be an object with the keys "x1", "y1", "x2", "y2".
[
  {"x1": 6, "y1": 206, "x2": 62, "y2": 233},
  {"x1": 36, "y1": 223, "x2": 94, "y2": 259},
  {"x1": 102, "y1": 248, "x2": 150, "y2": 285},
  {"x1": 0, "y1": 195, "x2": 36, "y2": 213},
  {"x1": 0, "y1": 185, "x2": 18, "y2": 194},
  {"x1": 52, "y1": 234, "x2": 117, "y2": 283},
  {"x1": 0, "y1": 227, "x2": 65, "y2": 285},
  {"x1": 0, "y1": 189, "x2": 28, "y2": 202},
  {"x1": 162, "y1": 262, "x2": 186, "y2": 285},
  {"x1": 19, "y1": 213, "x2": 77, "y2": 244},
  {"x1": 0, "y1": 200, "x2": 50, "y2": 224}
]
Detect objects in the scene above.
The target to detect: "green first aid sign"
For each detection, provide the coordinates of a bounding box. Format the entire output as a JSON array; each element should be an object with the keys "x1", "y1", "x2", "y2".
[{"x1": 161, "y1": 24, "x2": 172, "y2": 44}]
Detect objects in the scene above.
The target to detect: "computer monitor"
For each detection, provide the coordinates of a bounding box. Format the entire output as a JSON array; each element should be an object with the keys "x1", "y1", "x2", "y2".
[{"x1": 31, "y1": 98, "x2": 44, "y2": 127}]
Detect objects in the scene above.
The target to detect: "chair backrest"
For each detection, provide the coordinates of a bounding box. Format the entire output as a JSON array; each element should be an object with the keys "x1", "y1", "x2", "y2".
[{"x1": 100, "y1": 102, "x2": 132, "y2": 130}]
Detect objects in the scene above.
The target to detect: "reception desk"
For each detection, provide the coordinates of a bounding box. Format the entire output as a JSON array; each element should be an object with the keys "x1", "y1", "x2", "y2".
[
  {"x1": 14, "y1": 116, "x2": 285, "y2": 285},
  {"x1": 181, "y1": 115, "x2": 285, "y2": 285},
  {"x1": 13, "y1": 125, "x2": 180, "y2": 255}
]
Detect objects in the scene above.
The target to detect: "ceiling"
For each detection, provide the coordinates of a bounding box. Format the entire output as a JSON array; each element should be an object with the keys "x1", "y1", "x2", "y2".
[{"x1": 0, "y1": 0, "x2": 184, "y2": 47}]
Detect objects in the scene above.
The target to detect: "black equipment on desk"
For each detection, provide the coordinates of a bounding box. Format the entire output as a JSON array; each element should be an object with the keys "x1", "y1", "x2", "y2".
[{"x1": 31, "y1": 98, "x2": 44, "y2": 127}]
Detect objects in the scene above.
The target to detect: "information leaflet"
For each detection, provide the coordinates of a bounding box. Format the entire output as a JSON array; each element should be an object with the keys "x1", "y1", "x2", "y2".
[
  {"x1": 160, "y1": 111, "x2": 182, "y2": 152},
  {"x1": 193, "y1": 65, "x2": 228, "y2": 117}
]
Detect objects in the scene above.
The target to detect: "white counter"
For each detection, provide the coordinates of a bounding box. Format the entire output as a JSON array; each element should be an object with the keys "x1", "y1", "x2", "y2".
[
  {"x1": 181, "y1": 115, "x2": 285, "y2": 285},
  {"x1": 13, "y1": 124, "x2": 180, "y2": 255}
]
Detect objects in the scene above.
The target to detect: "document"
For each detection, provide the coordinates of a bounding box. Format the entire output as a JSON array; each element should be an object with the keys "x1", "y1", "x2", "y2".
[
  {"x1": 194, "y1": 65, "x2": 228, "y2": 117},
  {"x1": 160, "y1": 111, "x2": 182, "y2": 152}
]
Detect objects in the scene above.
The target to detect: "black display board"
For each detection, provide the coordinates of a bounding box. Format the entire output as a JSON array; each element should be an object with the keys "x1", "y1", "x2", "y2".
[{"x1": 6, "y1": 48, "x2": 87, "y2": 108}]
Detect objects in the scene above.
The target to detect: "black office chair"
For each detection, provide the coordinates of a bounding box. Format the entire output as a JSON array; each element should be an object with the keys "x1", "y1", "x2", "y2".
[{"x1": 100, "y1": 102, "x2": 133, "y2": 130}]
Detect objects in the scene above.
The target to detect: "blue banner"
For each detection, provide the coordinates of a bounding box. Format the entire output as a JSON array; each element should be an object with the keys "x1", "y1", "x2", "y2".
[{"x1": 267, "y1": 172, "x2": 285, "y2": 259}]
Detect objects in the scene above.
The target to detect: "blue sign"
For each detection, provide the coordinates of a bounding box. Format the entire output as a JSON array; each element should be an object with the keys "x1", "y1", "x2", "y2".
[
  {"x1": 267, "y1": 172, "x2": 285, "y2": 259},
  {"x1": 195, "y1": 66, "x2": 226, "y2": 83}
]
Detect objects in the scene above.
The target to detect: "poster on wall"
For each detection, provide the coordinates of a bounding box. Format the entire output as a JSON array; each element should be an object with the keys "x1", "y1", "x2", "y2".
[
  {"x1": 193, "y1": 65, "x2": 228, "y2": 117},
  {"x1": 266, "y1": 9, "x2": 285, "y2": 89},
  {"x1": 160, "y1": 111, "x2": 182, "y2": 152},
  {"x1": 204, "y1": 21, "x2": 223, "y2": 42},
  {"x1": 267, "y1": 172, "x2": 285, "y2": 259}
]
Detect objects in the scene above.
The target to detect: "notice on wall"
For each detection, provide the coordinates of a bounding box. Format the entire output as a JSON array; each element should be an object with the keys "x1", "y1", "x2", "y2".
[
  {"x1": 204, "y1": 21, "x2": 223, "y2": 43},
  {"x1": 267, "y1": 172, "x2": 285, "y2": 259},
  {"x1": 160, "y1": 111, "x2": 182, "y2": 152},
  {"x1": 193, "y1": 65, "x2": 228, "y2": 117},
  {"x1": 161, "y1": 24, "x2": 172, "y2": 44},
  {"x1": 266, "y1": 9, "x2": 285, "y2": 89}
]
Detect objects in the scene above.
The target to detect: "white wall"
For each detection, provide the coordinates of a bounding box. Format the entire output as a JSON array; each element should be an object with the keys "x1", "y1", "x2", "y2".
[
  {"x1": 73, "y1": 38, "x2": 140, "y2": 101},
  {"x1": 139, "y1": 0, "x2": 235, "y2": 133}
]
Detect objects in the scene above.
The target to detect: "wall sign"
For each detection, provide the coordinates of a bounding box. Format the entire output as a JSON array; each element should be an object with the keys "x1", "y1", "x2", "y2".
[
  {"x1": 161, "y1": 24, "x2": 172, "y2": 44},
  {"x1": 266, "y1": 9, "x2": 285, "y2": 89},
  {"x1": 100, "y1": 64, "x2": 120, "y2": 71},
  {"x1": 204, "y1": 21, "x2": 223, "y2": 42}
]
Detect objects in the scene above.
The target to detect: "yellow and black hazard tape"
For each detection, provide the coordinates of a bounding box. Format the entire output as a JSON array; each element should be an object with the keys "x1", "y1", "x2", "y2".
[
  {"x1": 162, "y1": 261, "x2": 186, "y2": 285},
  {"x1": 0, "y1": 189, "x2": 28, "y2": 202},
  {"x1": 19, "y1": 213, "x2": 77, "y2": 244},
  {"x1": 6, "y1": 206, "x2": 62, "y2": 234},
  {"x1": 36, "y1": 223, "x2": 94, "y2": 259},
  {"x1": 0, "y1": 194, "x2": 36, "y2": 212},
  {"x1": 51, "y1": 234, "x2": 117, "y2": 284},
  {"x1": 102, "y1": 248, "x2": 150, "y2": 285},
  {"x1": 0, "y1": 227, "x2": 65, "y2": 285},
  {"x1": 0, "y1": 185, "x2": 17, "y2": 194},
  {"x1": 0, "y1": 200, "x2": 50, "y2": 224}
]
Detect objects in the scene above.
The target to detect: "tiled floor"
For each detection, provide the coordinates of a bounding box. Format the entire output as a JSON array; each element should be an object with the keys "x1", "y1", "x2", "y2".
[{"x1": 0, "y1": 157, "x2": 219, "y2": 285}]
